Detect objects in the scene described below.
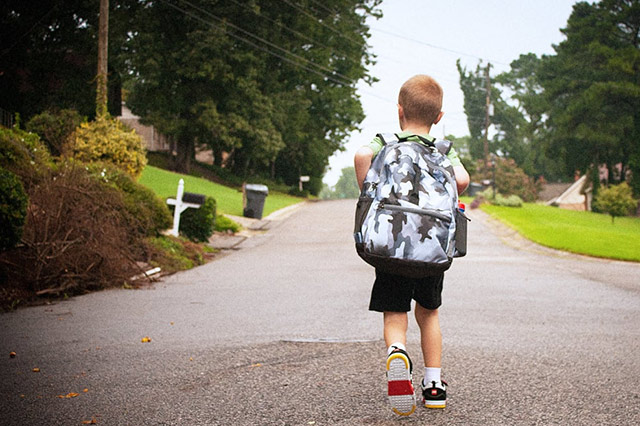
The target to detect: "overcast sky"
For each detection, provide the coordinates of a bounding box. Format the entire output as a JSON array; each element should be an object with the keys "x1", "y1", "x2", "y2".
[{"x1": 323, "y1": 0, "x2": 585, "y2": 186}]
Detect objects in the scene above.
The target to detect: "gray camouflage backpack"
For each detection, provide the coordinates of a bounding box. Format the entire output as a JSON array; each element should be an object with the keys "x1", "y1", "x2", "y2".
[{"x1": 353, "y1": 133, "x2": 468, "y2": 278}]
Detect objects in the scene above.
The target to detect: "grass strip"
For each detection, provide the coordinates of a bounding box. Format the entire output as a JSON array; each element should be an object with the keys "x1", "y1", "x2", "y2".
[
  {"x1": 480, "y1": 202, "x2": 640, "y2": 262},
  {"x1": 139, "y1": 165, "x2": 302, "y2": 217}
]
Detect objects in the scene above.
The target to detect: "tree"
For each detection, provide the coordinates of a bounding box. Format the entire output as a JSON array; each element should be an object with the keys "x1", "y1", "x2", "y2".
[
  {"x1": 333, "y1": 166, "x2": 360, "y2": 199},
  {"x1": 593, "y1": 182, "x2": 637, "y2": 223},
  {"x1": 539, "y1": 0, "x2": 640, "y2": 196},
  {"x1": 0, "y1": 0, "x2": 134, "y2": 120},
  {"x1": 125, "y1": 0, "x2": 381, "y2": 188}
]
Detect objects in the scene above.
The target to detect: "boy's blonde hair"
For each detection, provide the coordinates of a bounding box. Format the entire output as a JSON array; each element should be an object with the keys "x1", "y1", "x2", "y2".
[{"x1": 398, "y1": 75, "x2": 443, "y2": 126}]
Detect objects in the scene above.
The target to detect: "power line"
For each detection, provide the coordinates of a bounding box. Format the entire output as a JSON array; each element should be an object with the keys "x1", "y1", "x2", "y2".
[
  {"x1": 174, "y1": 0, "x2": 357, "y2": 86},
  {"x1": 280, "y1": 0, "x2": 365, "y2": 49},
  {"x1": 157, "y1": 0, "x2": 353, "y2": 87},
  {"x1": 222, "y1": 0, "x2": 363, "y2": 70},
  {"x1": 369, "y1": 26, "x2": 509, "y2": 67}
]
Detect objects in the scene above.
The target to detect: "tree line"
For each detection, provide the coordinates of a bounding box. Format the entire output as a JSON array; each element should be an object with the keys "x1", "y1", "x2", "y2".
[
  {"x1": 1, "y1": 0, "x2": 382, "y2": 194},
  {"x1": 456, "y1": 0, "x2": 639, "y2": 199}
]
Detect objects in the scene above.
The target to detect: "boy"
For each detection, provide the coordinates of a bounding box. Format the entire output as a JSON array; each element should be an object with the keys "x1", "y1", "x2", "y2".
[{"x1": 354, "y1": 75, "x2": 469, "y2": 415}]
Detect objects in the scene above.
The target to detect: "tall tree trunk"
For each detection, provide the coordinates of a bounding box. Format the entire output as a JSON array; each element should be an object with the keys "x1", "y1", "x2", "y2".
[
  {"x1": 96, "y1": 0, "x2": 109, "y2": 118},
  {"x1": 173, "y1": 136, "x2": 194, "y2": 174}
]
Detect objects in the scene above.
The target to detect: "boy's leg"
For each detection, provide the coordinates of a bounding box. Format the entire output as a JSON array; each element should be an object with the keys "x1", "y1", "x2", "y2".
[
  {"x1": 370, "y1": 270, "x2": 416, "y2": 416},
  {"x1": 414, "y1": 304, "x2": 441, "y2": 368},
  {"x1": 383, "y1": 311, "x2": 407, "y2": 348},
  {"x1": 384, "y1": 311, "x2": 415, "y2": 416},
  {"x1": 415, "y1": 303, "x2": 447, "y2": 408}
]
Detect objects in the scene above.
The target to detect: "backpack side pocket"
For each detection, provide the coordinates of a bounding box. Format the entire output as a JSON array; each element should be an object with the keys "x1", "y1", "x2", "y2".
[
  {"x1": 453, "y1": 210, "x2": 470, "y2": 258},
  {"x1": 354, "y1": 196, "x2": 374, "y2": 245}
]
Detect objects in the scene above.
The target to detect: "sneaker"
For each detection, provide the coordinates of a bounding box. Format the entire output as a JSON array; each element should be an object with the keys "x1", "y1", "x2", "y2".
[
  {"x1": 421, "y1": 379, "x2": 447, "y2": 409},
  {"x1": 386, "y1": 347, "x2": 416, "y2": 416}
]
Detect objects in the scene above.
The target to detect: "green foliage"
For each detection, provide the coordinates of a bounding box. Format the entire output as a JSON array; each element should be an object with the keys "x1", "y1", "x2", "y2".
[
  {"x1": 0, "y1": 0, "x2": 131, "y2": 121},
  {"x1": 539, "y1": 0, "x2": 640, "y2": 191},
  {"x1": 86, "y1": 162, "x2": 172, "y2": 236},
  {"x1": 482, "y1": 202, "x2": 640, "y2": 262},
  {"x1": 69, "y1": 116, "x2": 147, "y2": 178},
  {"x1": 593, "y1": 182, "x2": 637, "y2": 223},
  {"x1": 322, "y1": 166, "x2": 360, "y2": 199},
  {"x1": 176, "y1": 196, "x2": 217, "y2": 243},
  {"x1": 214, "y1": 215, "x2": 242, "y2": 234},
  {"x1": 144, "y1": 236, "x2": 206, "y2": 273},
  {"x1": 0, "y1": 127, "x2": 52, "y2": 187},
  {"x1": 125, "y1": 0, "x2": 381, "y2": 185},
  {"x1": 26, "y1": 109, "x2": 85, "y2": 156},
  {"x1": 0, "y1": 167, "x2": 28, "y2": 250},
  {"x1": 471, "y1": 157, "x2": 538, "y2": 202}
]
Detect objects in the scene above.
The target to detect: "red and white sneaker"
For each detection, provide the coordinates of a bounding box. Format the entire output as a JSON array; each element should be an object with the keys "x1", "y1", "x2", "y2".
[
  {"x1": 421, "y1": 379, "x2": 447, "y2": 409},
  {"x1": 386, "y1": 348, "x2": 416, "y2": 416}
]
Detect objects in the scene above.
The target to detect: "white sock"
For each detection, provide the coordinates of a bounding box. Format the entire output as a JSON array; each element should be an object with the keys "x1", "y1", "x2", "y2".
[
  {"x1": 424, "y1": 367, "x2": 441, "y2": 386},
  {"x1": 387, "y1": 342, "x2": 406, "y2": 356}
]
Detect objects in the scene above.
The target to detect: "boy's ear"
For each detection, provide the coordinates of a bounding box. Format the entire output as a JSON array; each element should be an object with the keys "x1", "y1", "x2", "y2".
[
  {"x1": 397, "y1": 104, "x2": 405, "y2": 129},
  {"x1": 433, "y1": 111, "x2": 444, "y2": 125}
]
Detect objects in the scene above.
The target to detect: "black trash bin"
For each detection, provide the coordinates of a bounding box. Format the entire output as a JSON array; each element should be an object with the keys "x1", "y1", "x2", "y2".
[
  {"x1": 467, "y1": 182, "x2": 483, "y2": 197},
  {"x1": 243, "y1": 184, "x2": 269, "y2": 219}
]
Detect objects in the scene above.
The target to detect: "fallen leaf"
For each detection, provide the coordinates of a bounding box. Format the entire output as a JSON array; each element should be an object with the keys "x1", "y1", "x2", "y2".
[
  {"x1": 170, "y1": 322, "x2": 174, "y2": 326},
  {"x1": 189, "y1": 357, "x2": 193, "y2": 361},
  {"x1": 81, "y1": 418, "x2": 98, "y2": 424},
  {"x1": 83, "y1": 388, "x2": 89, "y2": 393},
  {"x1": 9, "y1": 351, "x2": 16, "y2": 358},
  {"x1": 32, "y1": 367, "x2": 40, "y2": 373},
  {"x1": 249, "y1": 363, "x2": 262, "y2": 369},
  {"x1": 141, "y1": 337, "x2": 151, "y2": 343}
]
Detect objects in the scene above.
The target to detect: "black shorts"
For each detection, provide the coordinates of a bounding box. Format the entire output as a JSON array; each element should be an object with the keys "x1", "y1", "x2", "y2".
[{"x1": 369, "y1": 269, "x2": 444, "y2": 312}]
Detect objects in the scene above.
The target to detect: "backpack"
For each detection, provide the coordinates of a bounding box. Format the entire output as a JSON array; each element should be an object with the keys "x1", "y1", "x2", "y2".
[{"x1": 353, "y1": 133, "x2": 468, "y2": 278}]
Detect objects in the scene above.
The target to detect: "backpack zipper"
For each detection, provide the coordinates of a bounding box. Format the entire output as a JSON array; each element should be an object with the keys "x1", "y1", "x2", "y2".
[{"x1": 380, "y1": 203, "x2": 452, "y2": 223}]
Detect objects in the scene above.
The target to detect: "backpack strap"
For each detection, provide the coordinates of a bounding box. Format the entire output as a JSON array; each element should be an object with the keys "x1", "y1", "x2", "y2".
[{"x1": 377, "y1": 133, "x2": 400, "y2": 146}]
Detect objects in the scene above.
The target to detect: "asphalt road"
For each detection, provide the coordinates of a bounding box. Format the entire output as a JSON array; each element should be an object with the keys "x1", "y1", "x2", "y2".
[{"x1": 1, "y1": 199, "x2": 639, "y2": 425}]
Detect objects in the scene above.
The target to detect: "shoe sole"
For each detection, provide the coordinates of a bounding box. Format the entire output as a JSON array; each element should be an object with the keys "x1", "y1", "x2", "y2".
[
  {"x1": 386, "y1": 352, "x2": 416, "y2": 416},
  {"x1": 424, "y1": 401, "x2": 446, "y2": 409}
]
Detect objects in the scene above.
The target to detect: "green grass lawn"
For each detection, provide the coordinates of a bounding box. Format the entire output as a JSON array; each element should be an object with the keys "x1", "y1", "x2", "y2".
[
  {"x1": 480, "y1": 202, "x2": 640, "y2": 262},
  {"x1": 139, "y1": 165, "x2": 303, "y2": 217}
]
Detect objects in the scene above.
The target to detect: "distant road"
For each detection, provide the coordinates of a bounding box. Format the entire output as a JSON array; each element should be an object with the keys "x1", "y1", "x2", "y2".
[{"x1": 1, "y1": 200, "x2": 639, "y2": 425}]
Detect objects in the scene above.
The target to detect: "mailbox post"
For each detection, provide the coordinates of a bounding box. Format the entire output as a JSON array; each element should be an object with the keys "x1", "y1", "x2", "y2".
[{"x1": 166, "y1": 179, "x2": 204, "y2": 237}]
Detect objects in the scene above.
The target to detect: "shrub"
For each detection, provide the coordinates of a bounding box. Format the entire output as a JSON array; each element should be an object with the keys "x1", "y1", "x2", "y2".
[
  {"x1": 471, "y1": 157, "x2": 538, "y2": 202},
  {"x1": 493, "y1": 193, "x2": 524, "y2": 207},
  {"x1": 69, "y1": 116, "x2": 147, "y2": 178},
  {"x1": 593, "y1": 182, "x2": 637, "y2": 224},
  {"x1": 26, "y1": 109, "x2": 84, "y2": 156},
  {"x1": 0, "y1": 127, "x2": 52, "y2": 188},
  {"x1": 176, "y1": 196, "x2": 217, "y2": 242},
  {"x1": 0, "y1": 166, "x2": 142, "y2": 294},
  {"x1": 0, "y1": 167, "x2": 28, "y2": 250},
  {"x1": 144, "y1": 236, "x2": 206, "y2": 273},
  {"x1": 86, "y1": 162, "x2": 172, "y2": 236},
  {"x1": 214, "y1": 214, "x2": 242, "y2": 233}
]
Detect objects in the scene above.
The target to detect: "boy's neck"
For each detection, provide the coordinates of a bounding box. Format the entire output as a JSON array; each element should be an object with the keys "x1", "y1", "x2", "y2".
[{"x1": 400, "y1": 122, "x2": 432, "y2": 135}]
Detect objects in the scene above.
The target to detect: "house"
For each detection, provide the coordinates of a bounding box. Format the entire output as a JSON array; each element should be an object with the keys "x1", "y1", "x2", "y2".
[
  {"x1": 547, "y1": 175, "x2": 591, "y2": 211},
  {"x1": 118, "y1": 104, "x2": 171, "y2": 152}
]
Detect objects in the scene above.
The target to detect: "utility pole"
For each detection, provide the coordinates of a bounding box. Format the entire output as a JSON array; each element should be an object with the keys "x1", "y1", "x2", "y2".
[
  {"x1": 97, "y1": 0, "x2": 109, "y2": 117},
  {"x1": 483, "y1": 62, "x2": 491, "y2": 168}
]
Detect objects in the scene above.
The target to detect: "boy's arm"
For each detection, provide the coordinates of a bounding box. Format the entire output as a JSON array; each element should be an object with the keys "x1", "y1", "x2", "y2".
[
  {"x1": 354, "y1": 146, "x2": 374, "y2": 190},
  {"x1": 453, "y1": 165, "x2": 470, "y2": 195}
]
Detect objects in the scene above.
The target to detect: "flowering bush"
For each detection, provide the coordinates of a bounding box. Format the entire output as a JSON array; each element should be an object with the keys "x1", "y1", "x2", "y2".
[{"x1": 69, "y1": 116, "x2": 147, "y2": 178}]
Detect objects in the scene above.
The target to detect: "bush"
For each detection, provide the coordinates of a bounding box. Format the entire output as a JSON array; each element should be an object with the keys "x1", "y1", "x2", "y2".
[
  {"x1": 69, "y1": 116, "x2": 147, "y2": 178},
  {"x1": 0, "y1": 127, "x2": 52, "y2": 188},
  {"x1": 214, "y1": 214, "x2": 242, "y2": 233},
  {"x1": 86, "y1": 162, "x2": 172, "y2": 236},
  {"x1": 471, "y1": 157, "x2": 538, "y2": 202},
  {"x1": 144, "y1": 236, "x2": 206, "y2": 273},
  {"x1": 0, "y1": 167, "x2": 28, "y2": 250},
  {"x1": 176, "y1": 196, "x2": 217, "y2": 242},
  {"x1": 0, "y1": 166, "x2": 141, "y2": 294},
  {"x1": 593, "y1": 182, "x2": 637, "y2": 224},
  {"x1": 493, "y1": 193, "x2": 524, "y2": 207},
  {"x1": 26, "y1": 109, "x2": 84, "y2": 156}
]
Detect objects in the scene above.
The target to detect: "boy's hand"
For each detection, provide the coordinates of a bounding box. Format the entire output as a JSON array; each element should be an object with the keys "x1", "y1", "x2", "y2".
[{"x1": 354, "y1": 146, "x2": 374, "y2": 190}]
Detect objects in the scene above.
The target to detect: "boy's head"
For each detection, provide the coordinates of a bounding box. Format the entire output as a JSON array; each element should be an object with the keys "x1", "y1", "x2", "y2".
[{"x1": 397, "y1": 75, "x2": 443, "y2": 129}]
